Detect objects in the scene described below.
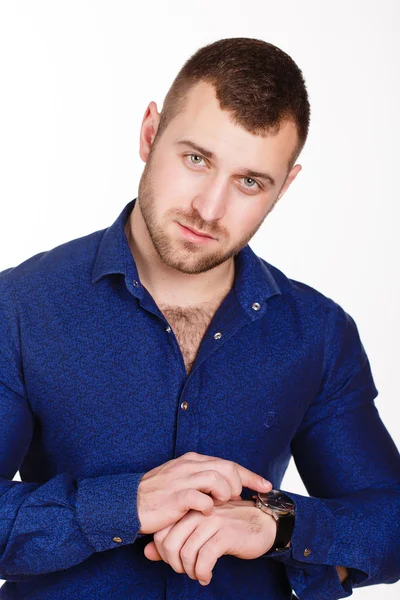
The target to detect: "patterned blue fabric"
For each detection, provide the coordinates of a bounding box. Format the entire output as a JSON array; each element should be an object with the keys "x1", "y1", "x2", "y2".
[{"x1": 0, "y1": 198, "x2": 399, "y2": 599}]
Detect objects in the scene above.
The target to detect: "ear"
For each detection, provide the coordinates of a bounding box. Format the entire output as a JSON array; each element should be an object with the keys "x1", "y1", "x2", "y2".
[
  {"x1": 139, "y1": 101, "x2": 161, "y2": 163},
  {"x1": 277, "y1": 163, "x2": 302, "y2": 200}
]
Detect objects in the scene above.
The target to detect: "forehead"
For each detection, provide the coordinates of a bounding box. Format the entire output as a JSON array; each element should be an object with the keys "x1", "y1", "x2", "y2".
[{"x1": 166, "y1": 81, "x2": 298, "y2": 173}]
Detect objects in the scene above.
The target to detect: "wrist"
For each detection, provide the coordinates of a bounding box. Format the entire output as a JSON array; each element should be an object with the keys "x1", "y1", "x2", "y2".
[
  {"x1": 337, "y1": 566, "x2": 350, "y2": 584},
  {"x1": 255, "y1": 507, "x2": 278, "y2": 554},
  {"x1": 253, "y1": 490, "x2": 295, "y2": 552}
]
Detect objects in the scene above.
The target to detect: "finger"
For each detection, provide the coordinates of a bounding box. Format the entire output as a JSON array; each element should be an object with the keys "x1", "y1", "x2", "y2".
[
  {"x1": 152, "y1": 522, "x2": 174, "y2": 548},
  {"x1": 180, "y1": 519, "x2": 220, "y2": 581},
  {"x1": 153, "y1": 530, "x2": 173, "y2": 565},
  {"x1": 195, "y1": 531, "x2": 230, "y2": 586},
  {"x1": 191, "y1": 457, "x2": 271, "y2": 498},
  {"x1": 175, "y1": 488, "x2": 214, "y2": 518},
  {"x1": 213, "y1": 494, "x2": 241, "y2": 506},
  {"x1": 144, "y1": 541, "x2": 163, "y2": 561},
  {"x1": 180, "y1": 451, "x2": 219, "y2": 462},
  {"x1": 153, "y1": 536, "x2": 171, "y2": 565},
  {"x1": 151, "y1": 524, "x2": 175, "y2": 564},
  {"x1": 186, "y1": 470, "x2": 232, "y2": 503},
  {"x1": 160, "y1": 511, "x2": 204, "y2": 574},
  {"x1": 181, "y1": 453, "x2": 271, "y2": 497},
  {"x1": 234, "y1": 463, "x2": 272, "y2": 493},
  {"x1": 212, "y1": 498, "x2": 227, "y2": 507}
]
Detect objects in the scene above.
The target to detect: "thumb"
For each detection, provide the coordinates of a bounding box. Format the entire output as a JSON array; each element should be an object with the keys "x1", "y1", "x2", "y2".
[{"x1": 144, "y1": 541, "x2": 163, "y2": 561}]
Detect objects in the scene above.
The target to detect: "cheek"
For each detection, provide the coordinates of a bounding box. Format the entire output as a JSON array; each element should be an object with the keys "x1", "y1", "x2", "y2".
[
  {"x1": 229, "y1": 205, "x2": 266, "y2": 240},
  {"x1": 154, "y1": 156, "x2": 198, "y2": 196}
]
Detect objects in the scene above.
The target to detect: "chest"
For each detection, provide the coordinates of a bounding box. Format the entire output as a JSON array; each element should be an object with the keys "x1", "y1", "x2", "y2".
[
  {"x1": 21, "y1": 285, "x2": 322, "y2": 482},
  {"x1": 159, "y1": 304, "x2": 217, "y2": 374}
]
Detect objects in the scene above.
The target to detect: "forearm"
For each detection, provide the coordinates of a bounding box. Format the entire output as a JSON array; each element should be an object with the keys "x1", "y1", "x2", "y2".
[{"x1": 0, "y1": 471, "x2": 144, "y2": 579}]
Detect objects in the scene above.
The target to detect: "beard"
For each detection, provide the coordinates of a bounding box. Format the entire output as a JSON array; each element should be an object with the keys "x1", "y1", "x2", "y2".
[{"x1": 137, "y1": 150, "x2": 271, "y2": 275}]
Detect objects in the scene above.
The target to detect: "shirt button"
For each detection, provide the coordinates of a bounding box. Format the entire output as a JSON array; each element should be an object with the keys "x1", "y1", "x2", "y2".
[
  {"x1": 133, "y1": 280, "x2": 139, "y2": 287},
  {"x1": 166, "y1": 326, "x2": 171, "y2": 333},
  {"x1": 181, "y1": 401, "x2": 189, "y2": 410},
  {"x1": 303, "y1": 548, "x2": 312, "y2": 557},
  {"x1": 113, "y1": 537, "x2": 123, "y2": 543},
  {"x1": 214, "y1": 332, "x2": 222, "y2": 340},
  {"x1": 252, "y1": 302, "x2": 261, "y2": 311}
]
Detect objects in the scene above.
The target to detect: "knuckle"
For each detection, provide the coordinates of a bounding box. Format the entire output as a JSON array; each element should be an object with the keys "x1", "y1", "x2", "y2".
[
  {"x1": 228, "y1": 460, "x2": 238, "y2": 475},
  {"x1": 184, "y1": 451, "x2": 197, "y2": 459},
  {"x1": 180, "y1": 487, "x2": 193, "y2": 500},
  {"x1": 163, "y1": 539, "x2": 177, "y2": 553},
  {"x1": 177, "y1": 488, "x2": 196, "y2": 511},
  {"x1": 153, "y1": 530, "x2": 164, "y2": 543},
  {"x1": 180, "y1": 546, "x2": 194, "y2": 564},
  {"x1": 205, "y1": 469, "x2": 220, "y2": 481}
]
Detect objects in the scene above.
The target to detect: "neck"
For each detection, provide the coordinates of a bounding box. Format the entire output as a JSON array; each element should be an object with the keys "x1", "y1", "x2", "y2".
[{"x1": 124, "y1": 202, "x2": 235, "y2": 308}]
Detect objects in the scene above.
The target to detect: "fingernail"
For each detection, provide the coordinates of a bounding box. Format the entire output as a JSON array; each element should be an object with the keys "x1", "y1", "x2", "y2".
[
  {"x1": 199, "y1": 579, "x2": 208, "y2": 586},
  {"x1": 263, "y1": 478, "x2": 270, "y2": 486}
]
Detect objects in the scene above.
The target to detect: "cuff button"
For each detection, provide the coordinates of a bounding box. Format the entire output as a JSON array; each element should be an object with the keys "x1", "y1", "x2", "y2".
[
  {"x1": 113, "y1": 537, "x2": 123, "y2": 543},
  {"x1": 303, "y1": 548, "x2": 312, "y2": 557}
]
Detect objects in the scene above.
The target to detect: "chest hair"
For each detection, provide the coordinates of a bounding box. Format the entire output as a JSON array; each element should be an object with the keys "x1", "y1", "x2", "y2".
[{"x1": 159, "y1": 303, "x2": 219, "y2": 375}]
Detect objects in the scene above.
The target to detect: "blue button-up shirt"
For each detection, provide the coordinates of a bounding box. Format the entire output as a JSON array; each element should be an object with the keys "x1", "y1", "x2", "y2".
[{"x1": 1, "y1": 198, "x2": 399, "y2": 599}]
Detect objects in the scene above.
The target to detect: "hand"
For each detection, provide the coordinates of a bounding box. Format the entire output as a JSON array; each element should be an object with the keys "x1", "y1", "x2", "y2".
[
  {"x1": 337, "y1": 565, "x2": 349, "y2": 583},
  {"x1": 137, "y1": 451, "x2": 272, "y2": 535},
  {"x1": 143, "y1": 499, "x2": 277, "y2": 586}
]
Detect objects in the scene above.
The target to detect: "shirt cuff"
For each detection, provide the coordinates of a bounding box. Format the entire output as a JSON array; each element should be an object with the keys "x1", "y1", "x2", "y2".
[
  {"x1": 75, "y1": 472, "x2": 145, "y2": 553},
  {"x1": 261, "y1": 490, "x2": 369, "y2": 599}
]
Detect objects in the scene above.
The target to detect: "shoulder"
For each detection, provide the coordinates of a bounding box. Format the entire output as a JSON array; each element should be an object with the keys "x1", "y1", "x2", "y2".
[
  {"x1": 0, "y1": 227, "x2": 105, "y2": 291},
  {"x1": 259, "y1": 256, "x2": 343, "y2": 317},
  {"x1": 259, "y1": 258, "x2": 369, "y2": 365}
]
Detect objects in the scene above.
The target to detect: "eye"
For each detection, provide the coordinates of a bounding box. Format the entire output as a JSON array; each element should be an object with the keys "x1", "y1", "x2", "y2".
[
  {"x1": 184, "y1": 154, "x2": 262, "y2": 193},
  {"x1": 185, "y1": 153, "x2": 206, "y2": 166},
  {"x1": 241, "y1": 177, "x2": 262, "y2": 192}
]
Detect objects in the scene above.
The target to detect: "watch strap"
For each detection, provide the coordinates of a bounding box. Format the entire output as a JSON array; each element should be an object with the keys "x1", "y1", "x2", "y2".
[{"x1": 273, "y1": 512, "x2": 295, "y2": 551}]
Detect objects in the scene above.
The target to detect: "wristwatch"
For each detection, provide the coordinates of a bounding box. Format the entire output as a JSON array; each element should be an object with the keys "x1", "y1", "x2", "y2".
[{"x1": 253, "y1": 489, "x2": 295, "y2": 552}]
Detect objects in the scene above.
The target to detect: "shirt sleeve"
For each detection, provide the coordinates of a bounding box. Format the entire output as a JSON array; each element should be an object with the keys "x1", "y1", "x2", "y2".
[
  {"x1": 263, "y1": 301, "x2": 400, "y2": 600},
  {"x1": 0, "y1": 274, "x2": 145, "y2": 580}
]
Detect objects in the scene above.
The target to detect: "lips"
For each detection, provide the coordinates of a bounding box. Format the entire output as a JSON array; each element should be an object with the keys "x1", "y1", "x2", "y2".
[{"x1": 180, "y1": 224, "x2": 214, "y2": 239}]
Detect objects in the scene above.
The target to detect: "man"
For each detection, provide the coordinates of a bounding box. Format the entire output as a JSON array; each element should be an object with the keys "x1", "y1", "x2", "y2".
[{"x1": 0, "y1": 37, "x2": 399, "y2": 600}]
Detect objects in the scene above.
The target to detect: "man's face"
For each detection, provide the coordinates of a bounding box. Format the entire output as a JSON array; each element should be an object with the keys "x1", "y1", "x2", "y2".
[{"x1": 137, "y1": 81, "x2": 301, "y2": 275}]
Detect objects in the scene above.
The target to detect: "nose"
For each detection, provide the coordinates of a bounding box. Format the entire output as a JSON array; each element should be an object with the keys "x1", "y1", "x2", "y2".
[{"x1": 191, "y1": 174, "x2": 228, "y2": 222}]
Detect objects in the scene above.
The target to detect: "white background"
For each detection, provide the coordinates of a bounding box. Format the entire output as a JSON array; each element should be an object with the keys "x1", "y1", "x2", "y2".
[{"x1": 0, "y1": 0, "x2": 399, "y2": 596}]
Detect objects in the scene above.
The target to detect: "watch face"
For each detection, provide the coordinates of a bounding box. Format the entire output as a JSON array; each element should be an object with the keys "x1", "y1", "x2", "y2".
[{"x1": 259, "y1": 490, "x2": 295, "y2": 512}]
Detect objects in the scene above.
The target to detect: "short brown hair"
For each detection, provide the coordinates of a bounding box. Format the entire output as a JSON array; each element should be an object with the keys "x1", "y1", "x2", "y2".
[{"x1": 154, "y1": 37, "x2": 310, "y2": 169}]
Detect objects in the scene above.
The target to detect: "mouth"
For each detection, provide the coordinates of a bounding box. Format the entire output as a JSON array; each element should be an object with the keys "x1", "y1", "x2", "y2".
[
  {"x1": 183, "y1": 224, "x2": 214, "y2": 238},
  {"x1": 176, "y1": 222, "x2": 216, "y2": 243}
]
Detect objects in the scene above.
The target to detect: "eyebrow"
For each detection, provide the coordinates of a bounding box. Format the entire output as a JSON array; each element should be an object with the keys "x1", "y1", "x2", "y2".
[{"x1": 175, "y1": 138, "x2": 276, "y2": 187}]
